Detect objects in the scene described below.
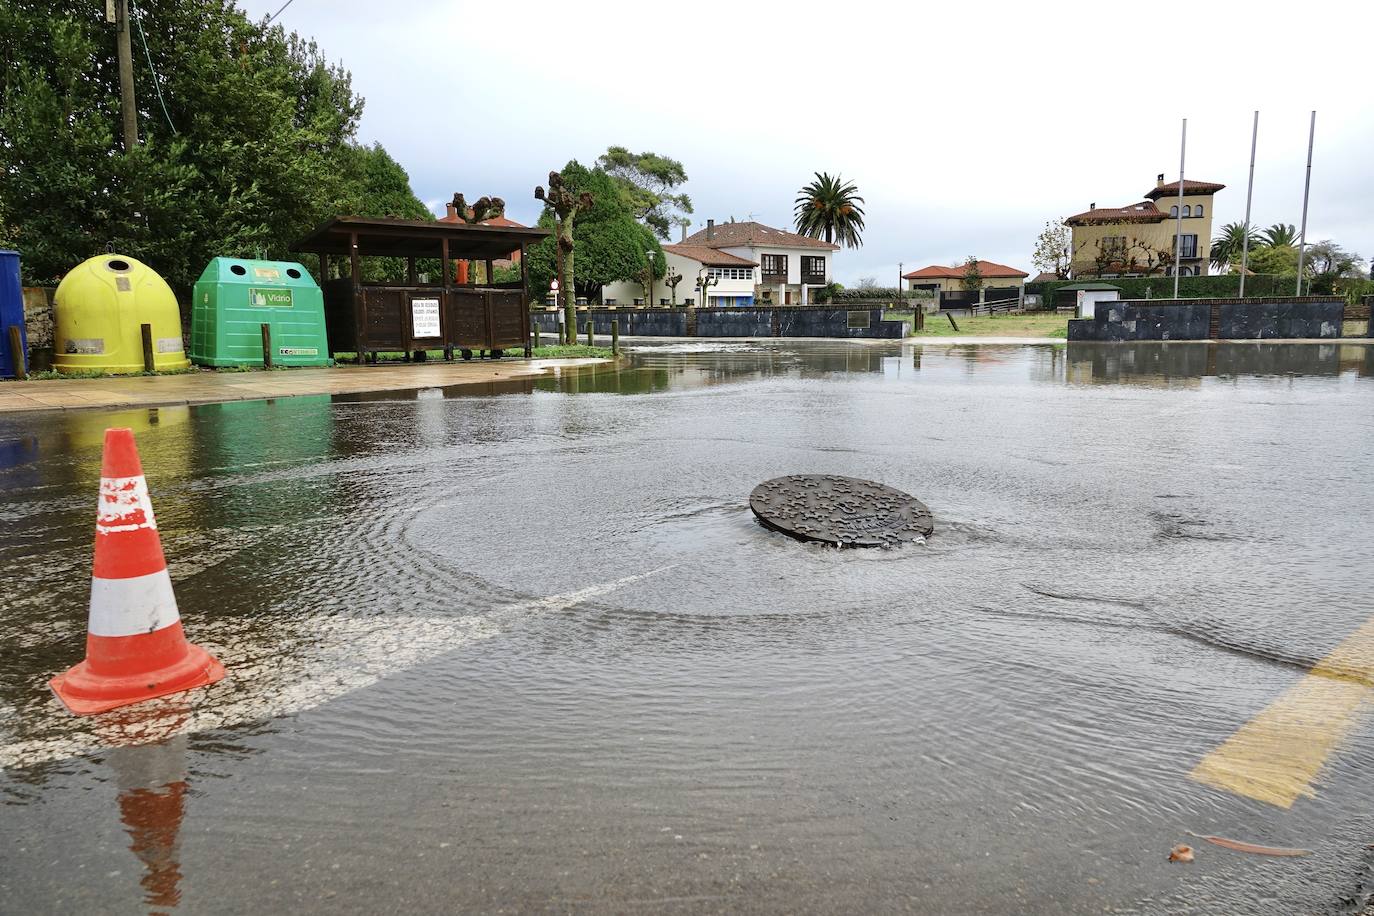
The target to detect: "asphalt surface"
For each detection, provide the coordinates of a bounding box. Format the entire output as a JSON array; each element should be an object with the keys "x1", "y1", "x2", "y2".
[{"x1": 3, "y1": 340, "x2": 1373, "y2": 914}]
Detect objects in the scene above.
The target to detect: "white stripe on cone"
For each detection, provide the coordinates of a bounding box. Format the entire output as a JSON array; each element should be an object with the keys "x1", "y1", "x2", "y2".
[
  {"x1": 88, "y1": 569, "x2": 182, "y2": 637},
  {"x1": 97, "y1": 475, "x2": 158, "y2": 534}
]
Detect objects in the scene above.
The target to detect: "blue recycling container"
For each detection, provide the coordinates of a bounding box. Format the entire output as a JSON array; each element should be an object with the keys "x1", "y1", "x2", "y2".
[{"x1": 0, "y1": 249, "x2": 26, "y2": 378}]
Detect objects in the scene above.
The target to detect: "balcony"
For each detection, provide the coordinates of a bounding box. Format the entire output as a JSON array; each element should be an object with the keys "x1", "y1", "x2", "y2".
[
  {"x1": 800, "y1": 270, "x2": 827, "y2": 286},
  {"x1": 760, "y1": 272, "x2": 788, "y2": 286}
]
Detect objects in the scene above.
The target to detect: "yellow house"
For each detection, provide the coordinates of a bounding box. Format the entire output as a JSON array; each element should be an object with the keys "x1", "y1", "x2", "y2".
[{"x1": 1065, "y1": 174, "x2": 1224, "y2": 278}]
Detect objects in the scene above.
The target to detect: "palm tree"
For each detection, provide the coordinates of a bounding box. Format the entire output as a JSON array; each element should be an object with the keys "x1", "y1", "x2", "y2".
[
  {"x1": 1209, "y1": 221, "x2": 1261, "y2": 272},
  {"x1": 1261, "y1": 223, "x2": 1299, "y2": 248},
  {"x1": 794, "y1": 172, "x2": 866, "y2": 248}
]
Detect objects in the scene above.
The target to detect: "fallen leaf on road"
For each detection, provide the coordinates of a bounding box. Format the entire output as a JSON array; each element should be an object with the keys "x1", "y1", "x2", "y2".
[
  {"x1": 1169, "y1": 844, "x2": 1194, "y2": 863},
  {"x1": 1193, "y1": 834, "x2": 1310, "y2": 857}
]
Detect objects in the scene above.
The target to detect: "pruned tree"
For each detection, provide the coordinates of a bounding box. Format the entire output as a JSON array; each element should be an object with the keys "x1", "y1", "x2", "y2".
[
  {"x1": 535, "y1": 170, "x2": 594, "y2": 343},
  {"x1": 664, "y1": 266, "x2": 683, "y2": 305},
  {"x1": 449, "y1": 192, "x2": 505, "y2": 224},
  {"x1": 1032, "y1": 219, "x2": 1072, "y2": 279}
]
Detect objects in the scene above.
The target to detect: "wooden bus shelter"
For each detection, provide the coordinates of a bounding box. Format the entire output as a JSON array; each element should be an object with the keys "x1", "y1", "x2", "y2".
[{"x1": 291, "y1": 216, "x2": 551, "y2": 361}]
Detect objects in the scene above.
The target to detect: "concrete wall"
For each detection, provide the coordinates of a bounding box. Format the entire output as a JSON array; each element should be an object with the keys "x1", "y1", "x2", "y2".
[
  {"x1": 531, "y1": 306, "x2": 904, "y2": 340},
  {"x1": 1068, "y1": 297, "x2": 1346, "y2": 341}
]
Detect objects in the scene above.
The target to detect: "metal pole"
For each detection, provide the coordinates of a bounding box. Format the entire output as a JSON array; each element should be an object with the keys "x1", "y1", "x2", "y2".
[
  {"x1": 1238, "y1": 111, "x2": 1258, "y2": 297},
  {"x1": 116, "y1": 0, "x2": 138, "y2": 150},
  {"x1": 1172, "y1": 118, "x2": 1186, "y2": 298},
  {"x1": 1295, "y1": 110, "x2": 1315, "y2": 297}
]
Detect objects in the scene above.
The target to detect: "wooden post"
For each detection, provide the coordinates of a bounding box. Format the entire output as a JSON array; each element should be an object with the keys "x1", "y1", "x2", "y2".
[
  {"x1": 585, "y1": 316, "x2": 593, "y2": 347},
  {"x1": 407, "y1": 257, "x2": 417, "y2": 285},
  {"x1": 261, "y1": 323, "x2": 273, "y2": 368},
  {"x1": 532, "y1": 324, "x2": 540, "y2": 350},
  {"x1": 140, "y1": 323, "x2": 154, "y2": 372},
  {"x1": 947, "y1": 313, "x2": 960, "y2": 333},
  {"x1": 485, "y1": 259, "x2": 494, "y2": 286},
  {"x1": 611, "y1": 317, "x2": 619, "y2": 355},
  {"x1": 8, "y1": 325, "x2": 27, "y2": 379}
]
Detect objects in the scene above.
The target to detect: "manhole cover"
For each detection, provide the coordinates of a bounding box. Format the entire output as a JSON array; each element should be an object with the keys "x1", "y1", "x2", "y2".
[{"x1": 748, "y1": 475, "x2": 933, "y2": 548}]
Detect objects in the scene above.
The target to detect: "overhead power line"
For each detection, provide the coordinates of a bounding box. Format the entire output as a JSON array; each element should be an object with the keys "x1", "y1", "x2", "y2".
[{"x1": 131, "y1": 0, "x2": 177, "y2": 135}]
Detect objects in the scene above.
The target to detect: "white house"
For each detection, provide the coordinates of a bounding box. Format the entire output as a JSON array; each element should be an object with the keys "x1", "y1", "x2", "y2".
[
  {"x1": 681, "y1": 220, "x2": 838, "y2": 306},
  {"x1": 601, "y1": 243, "x2": 759, "y2": 307}
]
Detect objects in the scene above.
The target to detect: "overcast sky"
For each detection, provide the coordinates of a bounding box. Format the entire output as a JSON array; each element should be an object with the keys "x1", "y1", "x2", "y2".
[{"x1": 239, "y1": 0, "x2": 1374, "y2": 284}]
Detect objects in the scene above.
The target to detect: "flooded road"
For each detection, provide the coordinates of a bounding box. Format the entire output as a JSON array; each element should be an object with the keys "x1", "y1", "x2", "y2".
[{"x1": 3, "y1": 340, "x2": 1374, "y2": 914}]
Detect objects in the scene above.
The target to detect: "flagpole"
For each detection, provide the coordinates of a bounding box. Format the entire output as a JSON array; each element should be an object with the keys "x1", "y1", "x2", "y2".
[
  {"x1": 1172, "y1": 118, "x2": 1186, "y2": 298},
  {"x1": 1238, "y1": 111, "x2": 1258, "y2": 297},
  {"x1": 1295, "y1": 110, "x2": 1315, "y2": 296}
]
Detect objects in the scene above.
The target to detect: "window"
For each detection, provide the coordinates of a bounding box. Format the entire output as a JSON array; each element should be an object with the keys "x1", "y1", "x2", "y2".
[
  {"x1": 1173, "y1": 234, "x2": 1199, "y2": 259},
  {"x1": 1183, "y1": 205, "x2": 1192, "y2": 217},
  {"x1": 1099, "y1": 236, "x2": 1127, "y2": 255},
  {"x1": 1169, "y1": 205, "x2": 1178, "y2": 218},
  {"x1": 802, "y1": 255, "x2": 826, "y2": 279},
  {"x1": 1194, "y1": 204, "x2": 1204, "y2": 218},
  {"x1": 760, "y1": 254, "x2": 788, "y2": 277},
  {"x1": 706, "y1": 266, "x2": 755, "y2": 281}
]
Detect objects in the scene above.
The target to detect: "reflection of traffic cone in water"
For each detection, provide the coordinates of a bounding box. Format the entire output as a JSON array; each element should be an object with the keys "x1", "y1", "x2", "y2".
[
  {"x1": 109, "y1": 735, "x2": 190, "y2": 911},
  {"x1": 49, "y1": 427, "x2": 225, "y2": 715}
]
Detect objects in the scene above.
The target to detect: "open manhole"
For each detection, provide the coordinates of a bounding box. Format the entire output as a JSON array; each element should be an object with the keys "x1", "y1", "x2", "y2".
[{"x1": 749, "y1": 475, "x2": 933, "y2": 548}]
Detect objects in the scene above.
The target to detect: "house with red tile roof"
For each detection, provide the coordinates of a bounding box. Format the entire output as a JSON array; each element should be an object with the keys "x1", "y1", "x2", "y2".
[
  {"x1": 599, "y1": 242, "x2": 760, "y2": 306},
  {"x1": 1064, "y1": 174, "x2": 1224, "y2": 278},
  {"x1": 902, "y1": 260, "x2": 1029, "y2": 296},
  {"x1": 680, "y1": 219, "x2": 838, "y2": 306}
]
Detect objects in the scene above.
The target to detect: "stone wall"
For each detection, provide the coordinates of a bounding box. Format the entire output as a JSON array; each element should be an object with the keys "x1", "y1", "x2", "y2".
[
  {"x1": 532, "y1": 306, "x2": 905, "y2": 340},
  {"x1": 1067, "y1": 301, "x2": 1210, "y2": 341},
  {"x1": 1069, "y1": 297, "x2": 1348, "y2": 342}
]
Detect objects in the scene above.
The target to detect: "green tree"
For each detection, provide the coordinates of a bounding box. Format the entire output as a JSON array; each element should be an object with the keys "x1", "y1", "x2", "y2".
[
  {"x1": 1261, "y1": 223, "x2": 1299, "y2": 248},
  {"x1": 1209, "y1": 221, "x2": 1261, "y2": 272},
  {"x1": 793, "y1": 172, "x2": 865, "y2": 248},
  {"x1": 530, "y1": 162, "x2": 663, "y2": 323},
  {"x1": 0, "y1": 1, "x2": 421, "y2": 298},
  {"x1": 333, "y1": 143, "x2": 433, "y2": 282},
  {"x1": 1235, "y1": 243, "x2": 1299, "y2": 277},
  {"x1": 961, "y1": 257, "x2": 984, "y2": 294},
  {"x1": 596, "y1": 146, "x2": 692, "y2": 240}
]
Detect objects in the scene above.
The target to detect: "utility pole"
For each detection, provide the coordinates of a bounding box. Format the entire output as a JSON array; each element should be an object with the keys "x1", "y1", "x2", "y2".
[
  {"x1": 1172, "y1": 118, "x2": 1186, "y2": 299},
  {"x1": 1295, "y1": 111, "x2": 1315, "y2": 297},
  {"x1": 1238, "y1": 111, "x2": 1258, "y2": 297},
  {"x1": 115, "y1": 0, "x2": 139, "y2": 150}
]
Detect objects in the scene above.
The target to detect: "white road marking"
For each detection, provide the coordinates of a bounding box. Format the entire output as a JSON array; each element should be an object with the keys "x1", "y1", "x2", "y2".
[{"x1": 0, "y1": 568, "x2": 668, "y2": 771}]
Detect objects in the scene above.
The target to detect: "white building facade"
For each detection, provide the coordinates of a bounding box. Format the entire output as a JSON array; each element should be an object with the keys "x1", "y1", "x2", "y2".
[{"x1": 682, "y1": 220, "x2": 838, "y2": 306}]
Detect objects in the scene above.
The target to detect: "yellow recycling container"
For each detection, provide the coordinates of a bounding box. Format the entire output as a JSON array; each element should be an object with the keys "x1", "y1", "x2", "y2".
[{"x1": 53, "y1": 254, "x2": 190, "y2": 374}]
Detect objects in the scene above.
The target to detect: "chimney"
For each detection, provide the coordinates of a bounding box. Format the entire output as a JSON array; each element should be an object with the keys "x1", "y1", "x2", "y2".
[
  {"x1": 680, "y1": 223, "x2": 687, "y2": 243},
  {"x1": 445, "y1": 200, "x2": 456, "y2": 219},
  {"x1": 1089, "y1": 202, "x2": 1095, "y2": 210},
  {"x1": 706, "y1": 219, "x2": 714, "y2": 241},
  {"x1": 1156, "y1": 173, "x2": 1165, "y2": 187}
]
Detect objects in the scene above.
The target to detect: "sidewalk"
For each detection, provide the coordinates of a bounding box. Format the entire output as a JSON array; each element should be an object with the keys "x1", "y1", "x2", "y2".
[{"x1": 0, "y1": 359, "x2": 608, "y2": 414}]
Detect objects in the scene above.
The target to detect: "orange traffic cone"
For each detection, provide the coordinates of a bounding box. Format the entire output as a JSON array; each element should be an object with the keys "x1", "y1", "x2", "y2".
[{"x1": 49, "y1": 428, "x2": 225, "y2": 716}]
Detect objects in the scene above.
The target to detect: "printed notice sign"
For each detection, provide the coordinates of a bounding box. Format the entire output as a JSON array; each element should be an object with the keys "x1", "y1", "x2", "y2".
[{"x1": 411, "y1": 298, "x2": 441, "y2": 337}]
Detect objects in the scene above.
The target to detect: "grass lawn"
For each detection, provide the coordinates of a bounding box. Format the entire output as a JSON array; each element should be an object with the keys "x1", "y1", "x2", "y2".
[{"x1": 888, "y1": 311, "x2": 1071, "y2": 339}]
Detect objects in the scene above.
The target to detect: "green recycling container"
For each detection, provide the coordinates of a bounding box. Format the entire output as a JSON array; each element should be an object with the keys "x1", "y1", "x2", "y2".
[{"x1": 190, "y1": 258, "x2": 330, "y2": 367}]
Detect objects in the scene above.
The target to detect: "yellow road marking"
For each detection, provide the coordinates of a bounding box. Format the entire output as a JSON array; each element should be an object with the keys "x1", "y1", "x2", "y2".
[{"x1": 1190, "y1": 616, "x2": 1374, "y2": 808}]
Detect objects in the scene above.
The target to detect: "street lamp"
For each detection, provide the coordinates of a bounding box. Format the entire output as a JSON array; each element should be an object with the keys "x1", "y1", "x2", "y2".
[{"x1": 645, "y1": 249, "x2": 656, "y2": 306}]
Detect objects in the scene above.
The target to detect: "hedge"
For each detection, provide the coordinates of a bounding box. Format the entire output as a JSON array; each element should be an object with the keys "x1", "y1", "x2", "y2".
[{"x1": 1026, "y1": 274, "x2": 1294, "y2": 303}]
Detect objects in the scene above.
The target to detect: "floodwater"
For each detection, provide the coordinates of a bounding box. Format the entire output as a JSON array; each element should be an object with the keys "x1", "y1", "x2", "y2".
[{"x1": 3, "y1": 340, "x2": 1374, "y2": 915}]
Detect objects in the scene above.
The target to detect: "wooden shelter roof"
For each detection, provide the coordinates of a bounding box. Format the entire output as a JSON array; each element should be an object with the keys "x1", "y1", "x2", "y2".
[{"x1": 291, "y1": 216, "x2": 550, "y2": 260}]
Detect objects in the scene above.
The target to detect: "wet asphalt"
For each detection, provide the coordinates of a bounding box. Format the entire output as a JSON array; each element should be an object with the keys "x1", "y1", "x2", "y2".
[{"x1": 2, "y1": 340, "x2": 1374, "y2": 914}]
